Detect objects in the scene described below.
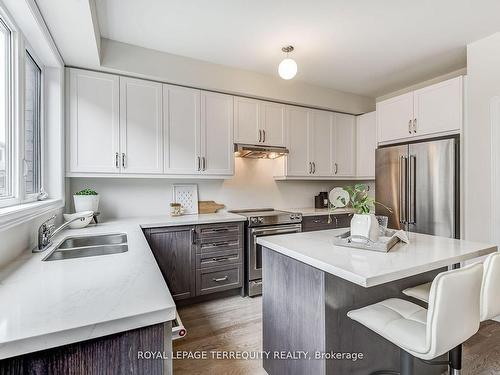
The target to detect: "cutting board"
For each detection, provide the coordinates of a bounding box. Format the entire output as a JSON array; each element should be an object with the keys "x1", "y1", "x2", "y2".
[{"x1": 198, "y1": 201, "x2": 225, "y2": 214}]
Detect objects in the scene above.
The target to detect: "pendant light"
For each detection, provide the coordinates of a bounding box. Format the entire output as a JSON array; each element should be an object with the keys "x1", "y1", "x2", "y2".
[{"x1": 278, "y1": 45, "x2": 297, "y2": 80}]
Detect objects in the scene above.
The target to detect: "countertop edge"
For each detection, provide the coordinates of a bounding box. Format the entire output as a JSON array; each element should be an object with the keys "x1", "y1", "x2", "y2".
[
  {"x1": 0, "y1": 306, "x2": 176, "y2": 360},
  {"x1": 258, "y1": 238, "x2": 498, "y2": 288}
]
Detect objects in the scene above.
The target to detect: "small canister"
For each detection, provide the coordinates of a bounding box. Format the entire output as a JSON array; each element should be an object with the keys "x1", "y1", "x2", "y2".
[{"x1": 170, "y1": 203, "x2": 183, "y2": 216}]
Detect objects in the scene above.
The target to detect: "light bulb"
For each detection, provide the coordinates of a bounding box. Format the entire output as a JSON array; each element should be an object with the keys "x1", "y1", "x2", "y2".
[{"x1": 278, "y1": 58, "x2": 297, "y2": 80}]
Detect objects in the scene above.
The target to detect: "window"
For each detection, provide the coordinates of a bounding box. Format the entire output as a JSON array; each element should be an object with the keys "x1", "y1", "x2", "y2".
[
  {"x1": 24, "y1": 51, "x2": 41, "y2": 196},
  {"x1": 0, "y1": 18, "x2": 11, "y2": 200}
]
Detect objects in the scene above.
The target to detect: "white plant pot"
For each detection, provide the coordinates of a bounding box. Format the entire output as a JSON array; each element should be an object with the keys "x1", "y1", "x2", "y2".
[
  {"x1": 73, "y1": 194, "x2": 99, "y2": 213},
  {"x1": 350, "y1": 213, "x2": 379, "y2": 243}
]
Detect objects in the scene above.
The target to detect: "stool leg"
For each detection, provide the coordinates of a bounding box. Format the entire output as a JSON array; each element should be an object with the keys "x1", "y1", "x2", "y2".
[
  {"x1": 449, "y1": 344, "x2": 462, "y2": 375},
  {"x1": 400, "y1": 349, "x2": 414, "y2": 375}
]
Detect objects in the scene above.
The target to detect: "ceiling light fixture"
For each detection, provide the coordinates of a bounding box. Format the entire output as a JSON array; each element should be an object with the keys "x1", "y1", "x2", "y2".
[{"x1": 278, "y1": 45, "x2": 297, "y2": 80}]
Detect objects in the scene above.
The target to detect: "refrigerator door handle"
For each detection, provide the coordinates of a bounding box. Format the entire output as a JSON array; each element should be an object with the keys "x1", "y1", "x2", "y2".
[
  {"x1": 408, "y1": 155, "x2": 417, "y2": 224},
  {"x1": 399, "y1": 156, "x2": 407, "y2": 224}
]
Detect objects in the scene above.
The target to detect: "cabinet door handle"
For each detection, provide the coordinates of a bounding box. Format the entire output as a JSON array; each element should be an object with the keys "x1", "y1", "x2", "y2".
[
  {"x1": 413, "y1": 118, "x2": 417, "y2": 133},
  {"x1": 115, "y1": 152, "x2": 119, "y2": 168},
  {"x1": 213, "y1": 276, "x2": 229, "y2": 282},
  {"x1": 258, "y1": 129, "x2": 262, "y2": 142},
  {"x1": 308, "y1": 162, "x2": 312, "y2": 174},
  {"x1": 202, "y1": 157, "x2": 206, "y2": 171},
  {"x1": 263, "y1": 129, "x2": 266, "y2": 143},
  {"x1": 121, "y1": 153, "x2": 126, "y2": 168},
  {"x1": 197, "y1": 156, "x2": 201, "y2": 171},
  {"x1": 312, "y1": 162, "x2": 316, "y2": 174},
  {"x1": 334, "y1": 163, "x2": 338, "y2": 175},
  {"x1": 191, "y1": 228, "x2": 196, "y2": 244},
  {"x1": 408, "y1": 120, "x2": 412, "y2": 134}
]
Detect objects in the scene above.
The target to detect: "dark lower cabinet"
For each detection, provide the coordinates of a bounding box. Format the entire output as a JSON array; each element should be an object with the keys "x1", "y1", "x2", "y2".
[
  {"x1": 0, "y1": 323, "x2": 170, "y2": 375},
  {"x1": 302, "y1": 214, "x2": 351, "y2": 232},
  {"x1": 144, "y1": 222, "x2": 244, "y2": 302},
  {"x1": 144, "y1": 226, "x2": 196, "y2": 300}
]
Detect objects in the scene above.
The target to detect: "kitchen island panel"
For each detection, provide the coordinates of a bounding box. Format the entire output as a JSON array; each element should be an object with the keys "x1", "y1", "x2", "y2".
[{"x1": 262, "y1": 247, "x2": 446, "y2": 375}]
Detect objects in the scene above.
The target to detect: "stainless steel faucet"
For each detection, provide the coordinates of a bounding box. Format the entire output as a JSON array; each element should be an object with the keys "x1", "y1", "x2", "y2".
[{"x1": 34, "y1": 214, "x2": 90, "y2": 253}]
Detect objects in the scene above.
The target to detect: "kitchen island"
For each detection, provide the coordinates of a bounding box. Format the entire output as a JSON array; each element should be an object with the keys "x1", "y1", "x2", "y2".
[{"x1": 257, "y1": 229, "x2": 497, "y2": 375}]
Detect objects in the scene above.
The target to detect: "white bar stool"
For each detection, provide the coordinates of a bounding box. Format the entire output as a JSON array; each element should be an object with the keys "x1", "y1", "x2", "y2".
[
  {"x1": 347, "y1": 263, "x2": 483, "y2": 375},
  {"x1": 402, "y1": 252, "x2": 500, "y2": 374},
  {"x1": 403, "y1": 252, "x2": 500, "y2": 320}
]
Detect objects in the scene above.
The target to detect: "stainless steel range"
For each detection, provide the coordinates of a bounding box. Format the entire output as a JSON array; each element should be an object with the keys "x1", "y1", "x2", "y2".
[{"x1": 229, "y1": 208, "x2": 302, "y2": 297}]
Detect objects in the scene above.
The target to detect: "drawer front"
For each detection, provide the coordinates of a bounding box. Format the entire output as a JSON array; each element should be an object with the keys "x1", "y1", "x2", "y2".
[
  {"x1": 197, "y1": 223, "x2": 242, "y2": 242},
  {"x1": 196, "y1": 264, "x2": 242, "y2": 295},
  {"x1": 336, "y1": 214, "x2": 351, "y2": 228},
  {"x1": 302, "y1": 214, "x2": 351, "y2": 232},
  {"x1": 197, "y1": 237, "x2": 241, "y2": 254},
  {"x1": 197, "y1": 249, "x2": 242, "y2": 269}
]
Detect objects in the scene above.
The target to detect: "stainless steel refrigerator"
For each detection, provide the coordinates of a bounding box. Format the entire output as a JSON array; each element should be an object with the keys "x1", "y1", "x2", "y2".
[{"x1": 375, "y1": 137, "x2": 459, "y2": 238}]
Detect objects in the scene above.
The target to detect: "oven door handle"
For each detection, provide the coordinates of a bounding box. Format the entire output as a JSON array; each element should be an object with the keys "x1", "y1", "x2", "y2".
[{"x1": 251, "y1": 225, "x2": 302, "y2": 236}]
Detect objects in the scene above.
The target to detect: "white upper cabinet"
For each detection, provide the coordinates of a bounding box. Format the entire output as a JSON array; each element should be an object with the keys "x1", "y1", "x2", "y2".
[
  {"x1": 285, "y1": 106, "x2": 310, "y2": 176},
  {"x1": 200, "y1": 92, "x2": 234, "y2": 175},
  {"x1": 413, "y1": 76, "x2": 462, "y2": 136},
  {"x1": 234, "y1": 97, "x2": 259, "y2": 144},
  {"x1": 260, "y1": 101, "x2": 286, "y2": 147},
  {"x1": 164, "y1": 85, "x2": 201, "y2": 174},
  {"x1": 234, "y1": 97, "x2": 286, "y2": 146},
  {"x1": 356, "y1": 111, "x2": 376, "y2": 179},
  {"x1": 376, "y1": 92, "x2": 414, "y2": 143},
  {"x1": 68, "y1": 69, "x2": 120, "y2": 173},
  {"x1": 377, "y1": 76, "x2": 463, "y2": 144},
  {"x1": 310, "y1": 110, "x2": 333, "y2": 176},
  {"x1": 278, "y1": 108, "x2": 356, "y2": 179},
  {"x1": 120, "y1": 77, "x2": 163, "y2": 174},
  {"x1": 332, "y1": 113, "x2": 356, "y2": 177}
]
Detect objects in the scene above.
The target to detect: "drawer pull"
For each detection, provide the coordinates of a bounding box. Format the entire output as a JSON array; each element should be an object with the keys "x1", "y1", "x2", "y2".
[
  {"x1": 202, "y1": 240, "x2": 237, "y2": 248},
  {"x1": 212, "y1": 257, "x2": 229, "y2": 262},
  {"x1": 211, "y1": 228, "x2": 229, "y2": 232},
  {"x1": 213, "y1": 276, "x2": 229, "y2": 282},
  {"x1": 312, "y1": 220, "x2": 322, "y2": 224}
]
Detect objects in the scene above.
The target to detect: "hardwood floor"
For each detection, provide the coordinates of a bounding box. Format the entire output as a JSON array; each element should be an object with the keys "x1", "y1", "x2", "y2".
[{"x1": 173, "y1": 295, "x2": 500, "y2": 375}]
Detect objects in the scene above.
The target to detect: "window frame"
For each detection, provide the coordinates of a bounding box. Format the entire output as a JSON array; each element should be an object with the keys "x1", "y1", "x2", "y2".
[
  {"x1": 0, "y1": 7, "x2": 45, "y2": 209},
  {"x1": 0, "y1": 11, "x2": 17, "y2": 208},
  {"x1": 22, "y1": 44, "x2": 44, "y2": 202}
]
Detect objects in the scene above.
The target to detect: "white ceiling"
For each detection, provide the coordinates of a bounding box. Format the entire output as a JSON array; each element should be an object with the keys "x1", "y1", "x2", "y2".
[{"x1": 95, "y1": 1, "x2": 498, "y2": 97}]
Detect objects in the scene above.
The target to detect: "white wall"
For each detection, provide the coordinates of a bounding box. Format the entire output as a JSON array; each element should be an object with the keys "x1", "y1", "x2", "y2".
[
  {"x1": 69, "y1": 158, "x2": 374, "y2": 221},
  {"x1": 464, "y1": 32, "x2": 500, "y2": 242},
  {"x1": 0, "y1": 209, "x2": 62, "y2": 268},
  {"x1": 93, "y1": 39, "x2": 375, "y2": 115}
]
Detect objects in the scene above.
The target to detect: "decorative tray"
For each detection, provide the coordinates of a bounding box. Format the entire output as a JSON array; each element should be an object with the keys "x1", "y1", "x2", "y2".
[{"x1": 333, "y1": 229, "x2": 404, "y2": 253}]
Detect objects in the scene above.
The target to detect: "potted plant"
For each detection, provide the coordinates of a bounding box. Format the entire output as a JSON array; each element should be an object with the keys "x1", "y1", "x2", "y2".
[
  {"x1": 73, "y1": 188, "x2": 99, "y2": 213},
  {"x1": 343, "y1": 184, "x2": 391, "y2": 242}
]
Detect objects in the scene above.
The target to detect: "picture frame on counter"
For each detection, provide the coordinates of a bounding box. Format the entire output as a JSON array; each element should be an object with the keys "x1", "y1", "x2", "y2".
[{"x1": 172, "y1": 184, "x2": 199, "y2": 214}]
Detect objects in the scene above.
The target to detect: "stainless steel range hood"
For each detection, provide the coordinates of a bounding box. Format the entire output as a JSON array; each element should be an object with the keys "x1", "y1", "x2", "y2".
[{"x1": 234, "y1": 143, "x2": 289, "y2": 159}]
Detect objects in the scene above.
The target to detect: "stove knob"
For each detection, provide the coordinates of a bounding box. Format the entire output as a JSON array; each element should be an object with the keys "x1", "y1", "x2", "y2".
[
  {"x1": 258, "y1": 217, "x2": 264, "y2": 224},
  {"x1": 250, "y1": 217, "x2": 258, "y2": 224},
  {"x1": 289, "y1": 214, "x2": 295, "y2": 220}
]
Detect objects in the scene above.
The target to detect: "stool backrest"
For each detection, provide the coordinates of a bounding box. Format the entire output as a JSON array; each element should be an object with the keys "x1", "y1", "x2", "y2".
[
  {"x1": 481, "y1": 252, "x2": 500, "y2": 321},
  {"x1": 425, "y1": 263, "x2": 483, "y2": 359}
]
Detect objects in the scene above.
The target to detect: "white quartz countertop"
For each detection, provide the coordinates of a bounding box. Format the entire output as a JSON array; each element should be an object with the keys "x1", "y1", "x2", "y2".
[
  {"x1": 282, "y1": 208, "x2": 354, "y2": 216},
  {"x1": 0, "y1": 212, "x2": 246, "y2": 359},
  {"x1": 257, "y1": 229, "x2": 498, "y2": 287}
]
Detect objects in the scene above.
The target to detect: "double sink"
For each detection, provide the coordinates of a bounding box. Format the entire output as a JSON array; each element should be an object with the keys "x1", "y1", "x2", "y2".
[{"x1": 43, "y1": 233, "x2": 128, "y2": 261}]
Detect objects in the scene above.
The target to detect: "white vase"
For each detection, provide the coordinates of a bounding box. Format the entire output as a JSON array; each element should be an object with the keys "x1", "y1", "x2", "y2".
[
  {"x1": 350, "y1": 213, "x2": 379, "y2": 243},
  {"x1": 73, "y1": 195, "x2": 99, "y2": 213}
]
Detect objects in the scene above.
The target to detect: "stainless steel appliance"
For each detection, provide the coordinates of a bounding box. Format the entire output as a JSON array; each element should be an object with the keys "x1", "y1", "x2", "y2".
[
  {"x1": 375, "y1": 137, "x2": 459, "y2": 238},
  {"x1": 234, "y1": 143, "x2": 289, "y2": 159},
  {"x1": 229, "y1": 208, "x2": 302, "y2": 296}
]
